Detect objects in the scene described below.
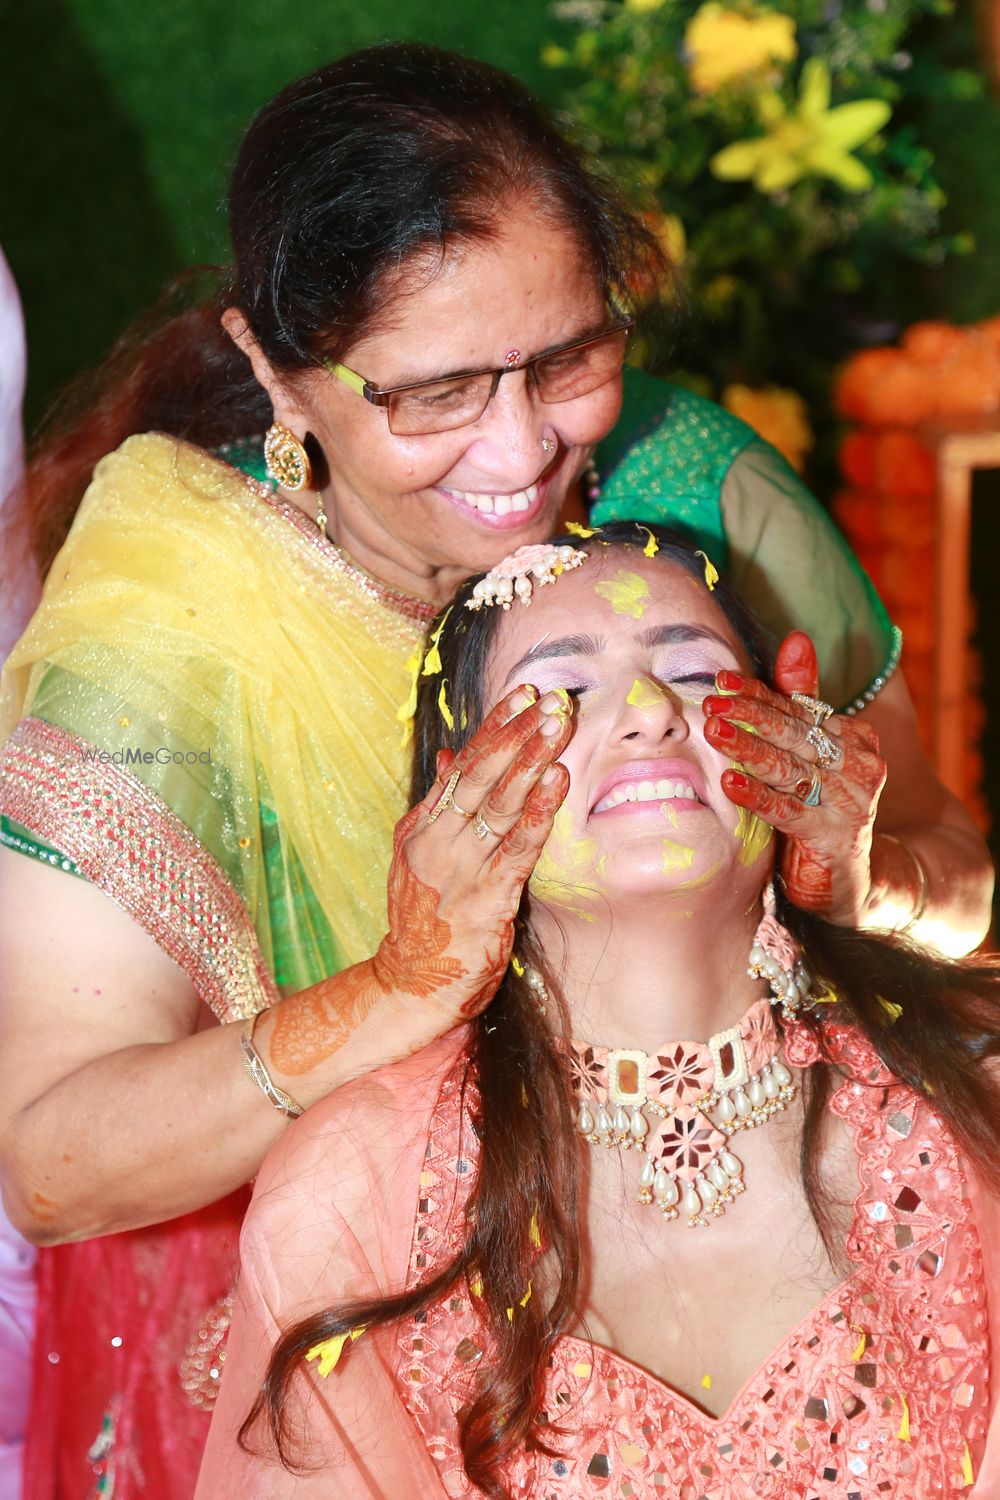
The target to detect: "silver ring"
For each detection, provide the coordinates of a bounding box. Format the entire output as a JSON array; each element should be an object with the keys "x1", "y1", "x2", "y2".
[
  {"x1": 474, "y1": 809, "x2": 499, "y2": 841},
  {"x1": 807, "y1": 724, "x2": 843, "y2": 769},
  {"x1": 800, "y1": 767, "x2": 823, "y2": 806},
  {"x1": 791, "y1": 692, "x2": 834, "y2": 727}
]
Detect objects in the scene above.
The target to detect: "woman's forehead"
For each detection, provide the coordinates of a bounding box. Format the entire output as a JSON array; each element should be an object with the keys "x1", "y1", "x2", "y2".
[
  {"x1": 487, "y1": 550, "x2": 739, "y2": 672},
  {"x1": 343, "y1": 210, "x2": 602, "y2": 372}
]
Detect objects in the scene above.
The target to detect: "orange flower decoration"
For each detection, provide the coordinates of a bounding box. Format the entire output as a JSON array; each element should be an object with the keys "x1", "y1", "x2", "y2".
[{"x1": 722, "y1": 383, "x2": 813, "y2": 472}]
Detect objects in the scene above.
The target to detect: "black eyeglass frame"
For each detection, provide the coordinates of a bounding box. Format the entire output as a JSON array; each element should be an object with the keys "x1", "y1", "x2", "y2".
[{"x1": 325, "y1": 315, "x2": 636, "y2": 420}]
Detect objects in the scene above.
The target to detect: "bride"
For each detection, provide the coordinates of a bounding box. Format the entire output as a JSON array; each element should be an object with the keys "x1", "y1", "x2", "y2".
[{"x1": 197, "y1": 523, "x2": 1000, "y2": 1498}]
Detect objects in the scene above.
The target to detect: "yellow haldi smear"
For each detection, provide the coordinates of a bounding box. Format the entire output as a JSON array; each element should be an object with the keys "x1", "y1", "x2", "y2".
[
  {"x1": 662, "y1": 839, "x2": 696, "y2": 875},
  {"x1": 660, "y1": 858, "x2": 723, "y2": 894},
  {"x1": 735, "y1": 804, "x2": 773, "y2": 866},
  {"x1": 530, "y1": 804, "x2": 602, "y2": 920},
  {"x1": 627, "y1": 677, "x2": 666, "y2": 709},
  {"x1": 595, "y1": 570, "x2": 649, "y2": 619}
]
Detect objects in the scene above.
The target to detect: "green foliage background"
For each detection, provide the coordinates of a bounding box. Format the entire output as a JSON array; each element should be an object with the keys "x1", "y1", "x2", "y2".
[
  {"x1": 2, "y1": 0, "x2": 997, "y2": 433},
  {"x1": 1, "y1": 0, "x2": 555, "y2": 426}
]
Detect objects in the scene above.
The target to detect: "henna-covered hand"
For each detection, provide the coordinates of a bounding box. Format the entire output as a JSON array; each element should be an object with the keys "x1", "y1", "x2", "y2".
[
  {"x1": 270, "y1": 686, "x2": 572, "y2": 1075},
  {"x1": 702, "y1": 631, "x2": 887, "y2": 927}
]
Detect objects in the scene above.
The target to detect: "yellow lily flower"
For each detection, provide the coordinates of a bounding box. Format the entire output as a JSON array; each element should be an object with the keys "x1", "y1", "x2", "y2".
[
  {"x1": 710, "y1": 58, "x2": 892, "y2": 193},
  {"x1": 685, "y1": 3, "x2": 797, "y2": 94}
]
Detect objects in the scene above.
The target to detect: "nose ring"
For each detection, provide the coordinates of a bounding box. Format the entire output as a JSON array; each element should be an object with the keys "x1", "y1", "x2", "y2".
[{"x1": 541, "y1": 437, "x2": 555, "y2": 453}]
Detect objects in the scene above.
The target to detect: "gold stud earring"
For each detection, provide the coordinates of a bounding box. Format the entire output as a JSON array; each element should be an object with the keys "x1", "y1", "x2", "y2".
[{"x1": 264, "y1": 423, "x2": 312, "y2": 492}]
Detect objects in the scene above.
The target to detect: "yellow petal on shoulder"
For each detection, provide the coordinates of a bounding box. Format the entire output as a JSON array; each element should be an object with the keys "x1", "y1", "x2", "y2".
[
  {"x1": 438, "y1": 679, "x2": 455, "y2": 731},
  {"x1": 305, "y1": 1325, "x2": 366, "y2": 1378},
  {"x1": 877, "y1": 996, "x2": 903, "y2": 1025},
  {"x1": 529, "y1": 1212, "x2": 542, "y2": 1249},
  {"x1": 694, "y1": 550, "x2": 720, "y2": 591},
  {"x1": 511, "y1": 955, "x2": 525, "y2": 977},
  {"x1": 640, "y1": 526, "x2": 659, "y2": 557},
  {"x1": 961, "y1": 1442, "x2": 975, "y2": 1487},
  {"x1": 850, "y1": 1328, "x2": 867, "y2": 1363},
  {"x1": 565, "y1": 520, "x2": 597, "y2": 538},
  {"x1": 896, "y1": 1391, "x2": 911, "y2": 1443},
  {"x1": 700, "y1": 1373, "x2": 713, "y2": 1389}
]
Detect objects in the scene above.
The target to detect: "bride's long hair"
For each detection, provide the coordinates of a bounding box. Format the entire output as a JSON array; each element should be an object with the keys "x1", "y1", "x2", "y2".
[{"x1": 243, "y1": 524, "x2": 1000, "y2": 1498}]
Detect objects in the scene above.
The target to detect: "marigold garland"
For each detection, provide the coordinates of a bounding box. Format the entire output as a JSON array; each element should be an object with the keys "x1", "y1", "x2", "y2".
[{"x1": 834, "y1": 318, "x2": 998, "y2": 831}]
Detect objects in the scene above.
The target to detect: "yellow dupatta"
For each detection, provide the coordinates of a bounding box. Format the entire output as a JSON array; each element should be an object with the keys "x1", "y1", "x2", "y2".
[{"x1": 0, "y1": 434, "x2": 433, "y2": 1017}]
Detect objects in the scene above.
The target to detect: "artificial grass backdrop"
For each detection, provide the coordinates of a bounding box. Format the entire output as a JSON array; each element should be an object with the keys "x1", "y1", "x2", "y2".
[
  {"x1": 2, "y1": 0, "x2": 553, "y2": 426},
  {"x1": 4, "y1": 1, "x2": 998, "y2": 428}
]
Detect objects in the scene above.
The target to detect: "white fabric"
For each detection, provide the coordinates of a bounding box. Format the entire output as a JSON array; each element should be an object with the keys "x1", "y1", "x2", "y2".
[{"x1": 0, "y1": 248, "x2": 39, "y2": 662}]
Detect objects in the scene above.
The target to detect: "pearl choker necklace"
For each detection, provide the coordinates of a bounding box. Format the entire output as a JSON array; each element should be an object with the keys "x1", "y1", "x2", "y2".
[{"x1": 568, "y1": 997, "x2": 796, "y2": 1228}]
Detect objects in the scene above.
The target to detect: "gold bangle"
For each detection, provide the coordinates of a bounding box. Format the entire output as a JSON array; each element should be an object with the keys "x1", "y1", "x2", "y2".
[
  {"x1": 240, "y1": 1011, "x2": 304, "y2": 1119},
  {"x1": 881, "y1": 834, "x2": 929, "y2": 932}
]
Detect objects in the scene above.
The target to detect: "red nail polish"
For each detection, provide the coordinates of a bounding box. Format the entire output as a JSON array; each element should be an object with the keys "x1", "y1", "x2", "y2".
[
  {"x1": 716, "y1": 670, "x2": 745, "y2": 692},
  {"x1": 726, "y1": 771, "x2": 750, "y2": 792},
  {"x1": 709, "y1": 717, "x2": 737, "y2": 741},
  {"x1": 703, "y1": 696, "x2": 732, "y2": 718}
]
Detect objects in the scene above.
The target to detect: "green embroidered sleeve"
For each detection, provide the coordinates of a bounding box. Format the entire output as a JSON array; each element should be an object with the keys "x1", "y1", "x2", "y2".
[{"x1": 721, "y1": 439, "x2": 896, "y2": 708}]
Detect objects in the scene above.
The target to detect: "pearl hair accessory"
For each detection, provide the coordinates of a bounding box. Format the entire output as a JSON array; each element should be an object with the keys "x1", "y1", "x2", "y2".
[{"x1": 465, "y1": 543, "x2": 588, "y2": 611}]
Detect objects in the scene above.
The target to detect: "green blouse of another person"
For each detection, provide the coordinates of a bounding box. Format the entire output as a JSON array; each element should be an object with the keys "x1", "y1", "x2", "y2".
[{"x1": 593, "y1": 367, "x2": 898, "y2": 711}]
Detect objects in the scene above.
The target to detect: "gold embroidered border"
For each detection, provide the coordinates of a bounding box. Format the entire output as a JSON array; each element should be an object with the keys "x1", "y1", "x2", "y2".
[{"x1": 0, "y1": 717, "x2": 278, "y2": 1022}]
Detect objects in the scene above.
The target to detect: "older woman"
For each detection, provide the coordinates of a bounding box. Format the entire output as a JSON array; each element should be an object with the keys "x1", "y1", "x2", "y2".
[
  {"x1": 198, "y1": 525, "x2": 1000, "y2": 1498},
  {"x1": 0, "y1": 42, "x2": 990, "y2": 1499}
]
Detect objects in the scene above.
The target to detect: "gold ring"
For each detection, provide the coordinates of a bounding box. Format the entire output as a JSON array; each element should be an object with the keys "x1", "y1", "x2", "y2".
[
  {"x1": 791, "y1": 692, "x2": 834, "y2": 727},
  {"x1": 428, "y1": 769, "x2": 474, "y2": 823},
  {"x1": 474, "y1": 809, "x2": 499, "y2": 841}
]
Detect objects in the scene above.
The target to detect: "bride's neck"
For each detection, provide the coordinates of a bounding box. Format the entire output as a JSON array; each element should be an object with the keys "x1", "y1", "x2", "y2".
[{"x1": 532, "y1": 892, "x2": 765, "y2": 1051}]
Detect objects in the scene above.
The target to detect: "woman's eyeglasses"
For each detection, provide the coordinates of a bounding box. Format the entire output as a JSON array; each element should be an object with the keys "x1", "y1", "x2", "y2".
[{"x1": 324, "y1": 318, "x2": 634, "y2": 437}]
